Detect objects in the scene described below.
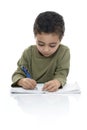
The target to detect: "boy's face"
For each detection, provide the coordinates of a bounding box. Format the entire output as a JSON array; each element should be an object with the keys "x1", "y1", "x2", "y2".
[{"x1": 36, "y1": 33, "x2": 60, "y2": 57}]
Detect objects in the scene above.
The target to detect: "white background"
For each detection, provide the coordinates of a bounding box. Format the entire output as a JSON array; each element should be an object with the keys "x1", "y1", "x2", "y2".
[{"x1": 0, "y1": 0, "x2": 87, "y2": 130}]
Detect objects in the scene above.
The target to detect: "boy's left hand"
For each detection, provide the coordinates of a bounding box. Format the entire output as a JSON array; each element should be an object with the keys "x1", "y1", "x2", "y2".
[{"x1": 42, "y1": 79, "x2": 61, "y2": 92}]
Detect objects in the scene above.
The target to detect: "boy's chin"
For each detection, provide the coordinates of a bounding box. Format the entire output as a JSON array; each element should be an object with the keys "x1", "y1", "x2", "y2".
[
  {"x1": 43, "y1": 54, "x2": 51, "y2": 57},
  {"x1": 38, "y1": 51, "x2": 53, "y2": 57},
  {"x1": 42, "y1": 53, "x2": 53, "y2": 57}
]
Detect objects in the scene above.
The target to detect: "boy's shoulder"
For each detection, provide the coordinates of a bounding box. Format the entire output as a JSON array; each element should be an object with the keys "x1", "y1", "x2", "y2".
[
  {"x1": 21, "y1": 45, "x2": 36, "y2": 58},
  {"x1": 59, "y1": 44, "x2": 69, "y2": 50},
  {"x1": 24, "y1": 45, "x2": 36, "y2": 52},
  {"x1": 56, "y1": 44, "x2": 70, "y2": 58}
]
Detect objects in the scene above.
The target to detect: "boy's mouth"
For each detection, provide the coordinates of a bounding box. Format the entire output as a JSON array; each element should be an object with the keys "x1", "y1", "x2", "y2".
[{"x1": 42, "y1": 53, "x2": 51, "y2": 57}]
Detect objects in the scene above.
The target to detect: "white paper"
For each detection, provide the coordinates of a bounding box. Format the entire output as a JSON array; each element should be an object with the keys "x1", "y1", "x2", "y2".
[
  {"x1": 54, "y1": 82, "x2": 81, "y2": 94},
  {"x1": 11, "y1": 82, "x2": 81, "y2": 94},
  {"x1": 11, "y1": 84, "x2": 44, "y2": 94}
]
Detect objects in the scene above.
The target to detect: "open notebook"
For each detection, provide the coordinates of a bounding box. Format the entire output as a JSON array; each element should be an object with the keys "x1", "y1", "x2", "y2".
[{"x1": 11, "y1": 82, "x2": 81, "y2": 94}]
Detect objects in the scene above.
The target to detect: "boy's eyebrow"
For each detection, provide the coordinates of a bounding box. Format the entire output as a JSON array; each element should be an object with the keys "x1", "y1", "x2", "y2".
[
  {"x1": 37, "y1": 40, "x2": 45, "y2": 44},
  {"x1": 37, "y1": 40, "x2": 57, "y2": 44}
]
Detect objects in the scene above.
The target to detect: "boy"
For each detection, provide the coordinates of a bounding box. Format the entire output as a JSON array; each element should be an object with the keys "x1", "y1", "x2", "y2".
[{"x1": 11, "y1": 11, "x2": 70, "y2": 92}]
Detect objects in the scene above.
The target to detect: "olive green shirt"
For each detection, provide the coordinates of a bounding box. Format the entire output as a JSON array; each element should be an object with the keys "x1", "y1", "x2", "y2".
[{"x1": 11, "y1": 44, "x2": 70, "y2": 87}]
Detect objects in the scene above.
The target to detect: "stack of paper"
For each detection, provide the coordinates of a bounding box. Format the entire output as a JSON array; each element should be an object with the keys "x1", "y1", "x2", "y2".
[
  {"x1": 55, "y1": 82, "x2": 81, "y2": 94},
  {"x1": 11, "y1": 82, "x2": 81, "y2": 94}
]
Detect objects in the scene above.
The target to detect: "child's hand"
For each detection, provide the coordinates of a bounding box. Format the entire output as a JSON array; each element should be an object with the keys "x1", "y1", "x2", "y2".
[
  {"x1": 42, "y1": 79, "x2": 61, "y2": 92},
  {"x1": 17, "y1": 78, "x2": 37, "y2": 89}
]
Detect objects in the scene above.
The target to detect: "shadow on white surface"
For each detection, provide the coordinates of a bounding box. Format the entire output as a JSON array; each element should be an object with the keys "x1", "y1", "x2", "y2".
[{"x1": 11, "y1": 93, "x2": 80, "y2": 118}]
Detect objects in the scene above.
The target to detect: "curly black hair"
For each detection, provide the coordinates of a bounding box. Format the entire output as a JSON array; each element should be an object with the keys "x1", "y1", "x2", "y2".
[{"x1": 33, "y1": 11, "x2": 65, "y2": 40}]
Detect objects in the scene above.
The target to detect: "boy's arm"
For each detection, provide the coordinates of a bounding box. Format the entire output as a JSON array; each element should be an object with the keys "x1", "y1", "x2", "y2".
[
  {"x1": 11, "y1": 47, "x2": 32, "y2": 87},
  {"x1": 53, "y1": 48, "x2": 70, "y2": 87},
  {"x1": 11, "y1": 67, "x2": 26, "y2": 87}
]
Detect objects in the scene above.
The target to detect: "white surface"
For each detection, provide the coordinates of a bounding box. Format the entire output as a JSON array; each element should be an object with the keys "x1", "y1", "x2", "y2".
[
  {"x1": 0, "y1": 0, "x2": 87, "y2": 130},
  {"x1": 0, "y1": 86, "x2": 87, "y2": 130}
]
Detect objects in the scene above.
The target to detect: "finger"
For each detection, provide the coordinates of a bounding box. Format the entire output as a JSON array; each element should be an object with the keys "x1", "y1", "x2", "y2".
[
  {"x1": 26, "y1": 78, "x2": 37, "y2": 87},
  {"x1": 42, "y1": 82, "x2": 52, "y2": 90},
  {"x1": 30, "y1": 79, "x2": 37, "y2": 87},
  {"x1": 22, "y1": 79, "x2": 35, "y2": 89},
  {"x1": 22, "y1": 81, "x2": 32, "y2": 89},
  {"x1": 47, "y1": 87, "x2": 58, "y2": 92},
  {"x1": 43, "y1": 83, "x2": 54, "y2": 91},
  {"x1": 26, "y1": 79, "x2": 37, "y2": 89}
]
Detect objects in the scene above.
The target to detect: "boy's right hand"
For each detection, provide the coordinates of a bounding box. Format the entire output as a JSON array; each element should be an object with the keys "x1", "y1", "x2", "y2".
[{"x1": 17, "y1": 78, "x2": 37, "y2": 89}]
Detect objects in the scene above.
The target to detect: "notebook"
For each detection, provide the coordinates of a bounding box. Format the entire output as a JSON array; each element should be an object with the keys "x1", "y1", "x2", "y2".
[{"x1": 11, "y1": 82, "x2": 81, "y2": 94}]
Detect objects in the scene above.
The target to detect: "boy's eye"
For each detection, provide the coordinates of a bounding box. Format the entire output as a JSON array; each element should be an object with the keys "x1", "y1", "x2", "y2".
[
  {"x1": 37, "y1": 41, "x2": 57, "y2": 47},
  {"x1": 49, "y1": 43, "x2": 57, "y2": 48},
  {"x1": 38, "y1": 43, "x2": 44, "y2": 46},
  {"x1": 49, "y1": 45, "x2": 56, "y2": 48}
]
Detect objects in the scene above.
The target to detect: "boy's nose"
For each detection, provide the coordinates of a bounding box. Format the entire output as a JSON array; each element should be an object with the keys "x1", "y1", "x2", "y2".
[{"x1": 44, "y1": 47, "x2": 49, "y2": 52}]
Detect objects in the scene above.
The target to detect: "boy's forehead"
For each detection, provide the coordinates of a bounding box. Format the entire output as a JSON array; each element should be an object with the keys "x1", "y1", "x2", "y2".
[{"x1": 36, "y1": 33, "x2": 59, "y2": 43}]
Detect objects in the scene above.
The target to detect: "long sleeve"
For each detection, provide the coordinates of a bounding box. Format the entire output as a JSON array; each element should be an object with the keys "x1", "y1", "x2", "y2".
[
  {"x1": 53, "y1": 48, "x2": 70, "y2": 86},
  {"x1": 11, "y1": 47, "x2": 32, "y2": 87}
]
